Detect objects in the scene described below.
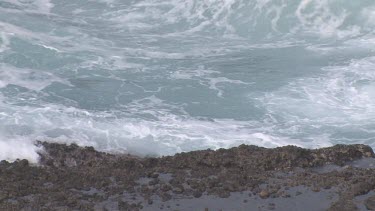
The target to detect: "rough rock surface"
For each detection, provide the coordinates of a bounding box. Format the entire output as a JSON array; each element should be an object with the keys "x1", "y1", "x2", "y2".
[{"x1": 0, "y1": 142, "x2": 375, "y2": 210}]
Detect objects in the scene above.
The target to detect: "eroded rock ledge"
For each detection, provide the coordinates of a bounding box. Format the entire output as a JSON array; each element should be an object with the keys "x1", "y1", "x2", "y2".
[{"x1": 1, "y1": 142, "x2": 375, "y2": 210}]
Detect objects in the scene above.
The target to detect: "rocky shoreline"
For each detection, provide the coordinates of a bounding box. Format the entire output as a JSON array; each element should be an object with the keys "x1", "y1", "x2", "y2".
[{"x1": 1, "y1": 142, "x2": 375, "y2": 210}]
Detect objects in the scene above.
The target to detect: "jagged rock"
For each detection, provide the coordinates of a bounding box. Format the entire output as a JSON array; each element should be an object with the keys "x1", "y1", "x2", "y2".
[{"x1": 0, "y1": 142, "x2": 374, "y2": 209}]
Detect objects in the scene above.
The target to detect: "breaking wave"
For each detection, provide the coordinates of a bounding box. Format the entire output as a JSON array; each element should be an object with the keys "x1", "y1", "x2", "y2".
[{"x1": 0, "y1": 0, "x2": 374, "y2": 162}]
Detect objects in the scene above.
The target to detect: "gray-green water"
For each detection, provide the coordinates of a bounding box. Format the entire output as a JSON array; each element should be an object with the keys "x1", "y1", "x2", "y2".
[{"x1": 0, "y1": 0, "x2": 375, "y2": 162}]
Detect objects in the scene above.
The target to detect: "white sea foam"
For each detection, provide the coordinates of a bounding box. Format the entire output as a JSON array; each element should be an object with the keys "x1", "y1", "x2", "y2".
[
  {"x1": 0, "y1": 32, "x2": 10, "y2": 53},
  {"x1": 296, "y1": 0, "x2": 346, "y2": 37},
  {"x1": 0, "y1": 0, "x2": 54, "y2": 14},
  {"x1": 170, "y1": 67, "x2": 250, "y2": 97},
  {"x1": 254, "y1": 56, "x2": 375, "y2": 144},
  {"x1": 101, "y1": 0, "x2": 372, "y2": 41},
  {"x1": 0, "y1": 137, "x2": 40, "y2": 163},
  {"x1": 0, "y1": 64, "x2": 68, "y2": 91},
  {"x1": 0, "y1": 0, "x2": 374, "y2": 163},
  {"x1": 33, "y1": 0, "x2": 54, "y2": 14},
  {"x1": 0, "y1": 101, "x2": 300, "y2": 161},
  {"x1": 0, "y1": 91, "x2": 332, "y2": 162}
]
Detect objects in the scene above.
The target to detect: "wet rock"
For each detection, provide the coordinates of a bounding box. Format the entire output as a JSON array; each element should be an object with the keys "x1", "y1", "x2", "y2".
[
  {"x1": 295, "y1": 191, "x2": 302, "y2": 196},
  {"x1": 259, "y1": 190, "x2": 270, "y2": 199},
  {"x1": 148, "y1": 172, "x2": 159, "y2": 179},
  {"x1": 328, "y1": 197, "x2": 358, "y2": 211},
  {"x1": 218, "y1": 190, "x2": 230, "y2": 198},
  {"x1": 160, "y1": 184, "x2": 172, "y2": 192},
  {"x1": 268, "y1": 203, "x2": 276, "y2": 210},
  {"x1": 172, "y1": 186, "x2": 184, "y2": 194},
  {"x1": 160, "y1": 193, "x2": 172, "y2": 202},
  {"x1": 365, "y1": 195, "x2": 375, "y2": 210},
  {"x1": 148, "y1": 179, "x2": 159, "y2": 186},
  {"x1": 187, "y1": 179, "x2": 200, "y2": 189},
  {"x1": 18, "y1": 159, "x2": 29, "y2": 167},
  {"x1": 351, "y1": 181, "x2": 375, "y2": 196},
  {"x1": 193, "y1": 190, "x2": 203, "y2": 198},
  {"x1": 0, "y1": 191, "x2": 7, "y2": 201},
  {"x1": 311, "y1": 187, "x2": 321, "y2": 192},
  {"x1": 0, "y1": 142, "x2": 375, "y2": 210}
]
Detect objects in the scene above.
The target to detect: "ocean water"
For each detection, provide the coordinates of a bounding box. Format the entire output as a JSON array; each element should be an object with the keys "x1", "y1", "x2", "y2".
[{"x1": 0, "y1": 0, "x2": 374, "y2": 162}]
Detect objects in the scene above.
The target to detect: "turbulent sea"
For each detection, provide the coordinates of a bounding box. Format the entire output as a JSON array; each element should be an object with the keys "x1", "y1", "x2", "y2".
[{"x1": 0, "y1": 0, "x2": 375, "y2": 162}]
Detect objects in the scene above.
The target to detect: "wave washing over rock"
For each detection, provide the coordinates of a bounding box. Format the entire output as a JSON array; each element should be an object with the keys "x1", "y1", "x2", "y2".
[{"x1": 0, "y1": 1, "x2": 375, "y2": 161}]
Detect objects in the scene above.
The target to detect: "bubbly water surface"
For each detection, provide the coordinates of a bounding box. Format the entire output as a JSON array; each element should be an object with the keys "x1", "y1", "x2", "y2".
[{"x1": 0, "y1": 0, "x2": 375, "y2": 162}]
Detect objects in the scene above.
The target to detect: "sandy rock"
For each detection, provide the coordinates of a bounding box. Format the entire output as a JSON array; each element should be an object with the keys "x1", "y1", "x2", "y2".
[{"x1": 259, "y1": 190, "x2": 270, "y2": 199}]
